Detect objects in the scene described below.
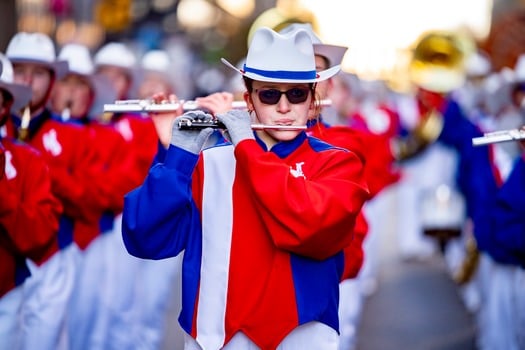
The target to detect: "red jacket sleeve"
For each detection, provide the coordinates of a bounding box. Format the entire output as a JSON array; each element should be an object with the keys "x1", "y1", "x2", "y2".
[
  {"x1": 0, "y1": 142, "x2": 5, "y2": 180},
  {"x1": 113, "y1": 114, "x2": 158, "y2": 184},
  {"x1": 234, "y1": 139, "x2": 370, "y2": 260},
  {"x1": 86, "y1": 123, "x2": 146, "y2": 214},
  {"x1": 341, "y1": 211, "x2": 368, "y2": 281},
  {"x1": 43, "y1": 124, "x2": 103, "y2": 220},
  {"x1": 0, "y1": 140, "x2": 62, "y2": 265}
]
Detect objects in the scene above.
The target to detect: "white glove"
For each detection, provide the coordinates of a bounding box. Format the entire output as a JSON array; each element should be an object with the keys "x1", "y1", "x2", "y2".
[
  {"x1": 170, "y1": 111, "x2": 214, "y2": 154},
  {"x1": 216, "y1": 110, "x2": 254, "y2": 146}
]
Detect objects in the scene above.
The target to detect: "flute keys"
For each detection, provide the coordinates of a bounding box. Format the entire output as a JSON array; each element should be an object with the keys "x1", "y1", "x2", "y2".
[{"x1": 177, "y1": 118, "x2": 226, "y2": 130}]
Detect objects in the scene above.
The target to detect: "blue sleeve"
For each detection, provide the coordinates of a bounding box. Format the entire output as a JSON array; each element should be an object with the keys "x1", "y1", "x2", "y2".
[
  {"x1": 150, "y1": 140, "x2": 168, "y2": 167},
  {"x1": 437, "y1": 100, "x2": 500, "y2": 252},
  {"x1": 122, "y1": 145, "x2": 202, "y2": 259},
  {"x1": 491, "y1": 158, "x2": 525, "y2": 267}
]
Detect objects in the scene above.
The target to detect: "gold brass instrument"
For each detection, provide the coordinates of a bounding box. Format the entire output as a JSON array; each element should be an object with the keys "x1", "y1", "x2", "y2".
[
  {"x1": 394, "y1": 31, "x2": 469, "y2": 161},
  {"x1": 453, "y1": 235, "x2": 480, "y2": 285},
  {"x1": 472, "y1": 128, "x2": 525, "y2": 146},
  {"x1": 392, "y1": 108, "x2": 444, "y2": 161},
  {"x1": 17, "y1": 106, "x2": 31, "y2": 141},
  {"x1": 409, "y1": 31, "x2": 468, "y2": 93}
]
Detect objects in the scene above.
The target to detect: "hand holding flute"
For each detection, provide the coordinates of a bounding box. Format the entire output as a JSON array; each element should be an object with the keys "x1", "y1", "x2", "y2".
[
  {"x1": 147, "y1": 91, "x2": 308, "y2": 149},
  {"x1": 148, "y1": 91, "x2": 242, "y2": 148}
]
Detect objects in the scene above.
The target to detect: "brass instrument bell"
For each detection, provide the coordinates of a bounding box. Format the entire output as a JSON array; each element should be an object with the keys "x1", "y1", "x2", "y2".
[{"x1": 409, "y1": 31, "x2": 468, "y2": 93}]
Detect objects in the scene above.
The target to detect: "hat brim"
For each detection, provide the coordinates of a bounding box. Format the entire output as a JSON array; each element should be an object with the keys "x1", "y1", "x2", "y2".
[
  {"x1": 314, "y1": 44, "x2": 348, "y2": 67},
  {"x1": 9, "y1": 58, "x2": 69, "y2": 79},
  {"x1": 221, "y1": 58, "x2": 340, "y2": 83},
  {"x1": 0, "y1": 81, "x2": 32, "y2": 112}
]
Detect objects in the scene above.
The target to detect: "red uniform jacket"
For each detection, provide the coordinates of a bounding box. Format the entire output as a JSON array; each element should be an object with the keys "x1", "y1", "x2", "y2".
[
  {"x1": 5, "y1": 110, "x2": 105, "y2": 250},
  {"x1": 307, "y1": 119, "x2": 400, "y2": 279},
  {"x1": 0, "y1": 137, "x2": 62, "y2": 297},
  {"x1": 111, "y1": 113, "x2": 158, "y2": 184}
]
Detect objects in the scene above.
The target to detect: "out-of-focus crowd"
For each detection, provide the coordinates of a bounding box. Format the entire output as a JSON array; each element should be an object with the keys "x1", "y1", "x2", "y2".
[{"x1": 0, "y1": 24, "x2": 524, "y2": 350}]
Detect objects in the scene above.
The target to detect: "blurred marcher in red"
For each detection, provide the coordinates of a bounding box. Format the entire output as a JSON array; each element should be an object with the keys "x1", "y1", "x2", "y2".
[{"x1": 0, "y1": 53, "x2": 62, "y2": 350}]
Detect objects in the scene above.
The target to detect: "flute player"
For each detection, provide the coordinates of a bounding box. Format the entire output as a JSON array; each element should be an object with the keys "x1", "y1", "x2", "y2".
[{"x1": 121, "y1": 27, "x2": 370, "y2": 350}]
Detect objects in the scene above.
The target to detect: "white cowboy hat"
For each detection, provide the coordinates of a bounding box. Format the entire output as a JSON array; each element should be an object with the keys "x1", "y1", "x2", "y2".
[
  {"x1": 141, "y1": 50, "x2": 170, "y2": 73},
  {"x1": 0, "y1": 53, "x2": 32, "y2": 112},
  {"x1": 279, "y1": 23, "x2": 348, "y2": 67},
  {"x1": 221, "y1": 27, "x2": 340, "y2": 83},
  {"x1": 58, "y1": 43, "x2": 117, "y2": 116},
  {"x1": 59, "y1": 43, "x2": 95, "y2": 76},
  {"x1": 6, "y1": 32, "x2": 68, "y2": 79},
  {"x1": 94, "y1": 42, "x2": 137, "y2": 73}
]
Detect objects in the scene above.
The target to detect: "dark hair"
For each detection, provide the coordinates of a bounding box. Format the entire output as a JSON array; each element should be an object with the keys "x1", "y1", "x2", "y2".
[
  {"x1": 0, "y1": 89, "x2": 13, "y2": 108},
  {"x1": 511, "y1": 81, "x2": 525, "y2": 107}
]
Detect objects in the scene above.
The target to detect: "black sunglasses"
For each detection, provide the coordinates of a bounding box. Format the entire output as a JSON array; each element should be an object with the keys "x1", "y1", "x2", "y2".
[{"x1": 255, "y1": 87, "x2": 311, "y2": 105}]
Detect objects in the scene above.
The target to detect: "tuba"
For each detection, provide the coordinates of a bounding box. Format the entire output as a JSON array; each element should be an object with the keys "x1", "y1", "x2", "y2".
[
  {"x1": 409, "y1": 31, "x2": 468, "y2": 94},
  {"x1": 393, "y1": 31, "x2": 469, "y2": 161}
]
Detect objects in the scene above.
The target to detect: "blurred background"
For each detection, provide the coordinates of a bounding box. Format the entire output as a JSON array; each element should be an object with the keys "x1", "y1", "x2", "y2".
[{"x1": 1, "y1": 0, "x2": 525, "y2": 98}]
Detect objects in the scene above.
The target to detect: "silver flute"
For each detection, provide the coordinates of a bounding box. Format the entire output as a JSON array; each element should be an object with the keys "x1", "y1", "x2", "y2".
[
  {"x1": 103, "y1": 99, "x2": 332, "y2": 113},
  {"x1": 472, "y1": 128, "x2": 525, "y2": 146},
  {"x1": 177, "y1": 118, "x2": 307, "y2": 131},
  {"x1": 104, "y1": 99, "x2": 331, "y2": 131}
]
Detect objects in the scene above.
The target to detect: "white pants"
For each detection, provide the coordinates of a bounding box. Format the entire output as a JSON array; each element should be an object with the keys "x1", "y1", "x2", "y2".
[
  {"x1": 0, "y1": 285, "x2": 23, "y2": 349},
  {"x1": 338, "y1": 280, "x2": 363, "y2": 350},
  {"x1": 514, "y1": 268, "x2": 525, "y2": 349},
  {"x1": 184, "y1": 321, "x2": 339, "y2": 350},
  {"x1": 68, "y1": 232, "x2": 108, "y2": 350},
  {"x1": 70, "y1": 214, "x2": 143, "y2": 350},
  {"x1": 477, "y1": 256, "x2": 523, "y2": 350},
  {"x1": 20, "y1": 244, "x2": 78, "y2": 350},
  {"x1": 134, "y1": 254, "x2": 183, "y2": 350}
]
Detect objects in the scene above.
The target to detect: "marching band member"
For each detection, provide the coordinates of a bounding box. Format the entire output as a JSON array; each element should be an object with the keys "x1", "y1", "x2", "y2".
[
  {"x1": 138, "y1": 49, "x2": 177, "y2": 100},
  {"x1": 0, "y1": 53, "x2": 62, "y2": 350},
  {"x1": 90, "y1": 42, "x2": 161, "y2": 349},
  {"x1": 466, "y1": 57, "x2": 525, "y2": 349},
  {"x1": 49, "y1": 42, "x2": 148, "y2": 349},
  {"x1": 122, "y1": 27, "x2": 369, "y2": 349},
  {"x1": 5, "y1": 32, "x2": 102, "y2": 349},
  {"x1": 279, "y1": 23, "x2": 400, "y2": 350}
]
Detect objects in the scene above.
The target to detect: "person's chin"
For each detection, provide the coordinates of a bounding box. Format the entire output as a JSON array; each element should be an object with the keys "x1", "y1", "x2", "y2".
[{"x1": 270, "y1": 130, "x2": 300, "y2": 141}]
